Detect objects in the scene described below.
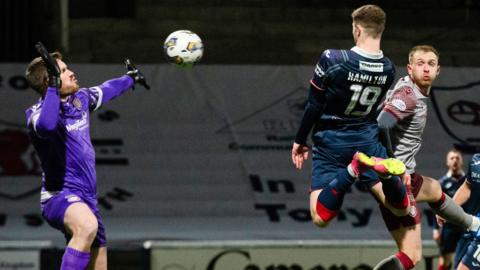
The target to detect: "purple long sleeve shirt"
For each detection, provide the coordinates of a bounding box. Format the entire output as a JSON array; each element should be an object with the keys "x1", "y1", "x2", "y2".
[{"x1": 25, "y1": 75, "x2": 134, "y2": 201}]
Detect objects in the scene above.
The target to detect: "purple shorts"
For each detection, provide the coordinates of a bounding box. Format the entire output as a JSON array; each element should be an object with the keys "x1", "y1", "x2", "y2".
[{"x1": 41, "y1": 190, "x2": 106, "y2": 247}]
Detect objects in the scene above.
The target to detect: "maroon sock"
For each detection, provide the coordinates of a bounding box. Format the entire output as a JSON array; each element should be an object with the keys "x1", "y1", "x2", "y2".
[{"x1": 395, "y1": 251, "x2": 414, "y2": 270}]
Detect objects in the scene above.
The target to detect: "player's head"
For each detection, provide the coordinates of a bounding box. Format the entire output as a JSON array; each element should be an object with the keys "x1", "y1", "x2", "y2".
[
  {"x1": 407, "y1": 45, "x2": 440, "y2": 95},
  {"x1": 26, "y1": 52, "x2": 79, "y2": 97},
  {"x1": 351, "y1": 5, "x2": 386, "y2": 42},
  {"x1": 446, "y1": 149, "x2": 463, "y2": 173}
]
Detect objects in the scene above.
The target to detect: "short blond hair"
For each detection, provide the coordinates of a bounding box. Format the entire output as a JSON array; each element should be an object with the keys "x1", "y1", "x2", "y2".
[
  {"x1": 408, "y1": 45, "x2": 439, "y2": 64},
  {"x1": 351, "y1": 5, "x2": 386, "y2": 38}
]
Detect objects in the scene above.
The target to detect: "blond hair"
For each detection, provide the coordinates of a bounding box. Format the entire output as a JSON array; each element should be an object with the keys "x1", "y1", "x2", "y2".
[{"x1": 408, "y1": 45, "x2": 439, "y2": 64}]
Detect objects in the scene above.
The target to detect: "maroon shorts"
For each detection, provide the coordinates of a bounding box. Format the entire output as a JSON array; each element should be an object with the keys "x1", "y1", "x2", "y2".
[{"x1": 379, "y1": 173, "x2": 424, "y2": 231}]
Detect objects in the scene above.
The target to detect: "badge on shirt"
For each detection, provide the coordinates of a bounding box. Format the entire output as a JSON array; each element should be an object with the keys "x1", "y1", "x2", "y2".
[
  {"x1": 391, "y1": 99, "x2": 406, "y2": 111},
  {"x1": 73, "y1": 97, "x2": 82, "y2": 110},
  {"x1": 65, "y1": 194, "x2": 81, "y2": 203}
]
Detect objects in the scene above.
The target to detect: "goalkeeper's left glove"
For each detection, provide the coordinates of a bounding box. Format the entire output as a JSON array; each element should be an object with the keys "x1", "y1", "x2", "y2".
[{"x1": 125, "y1": 58, "x2": 150, "y2": 90}]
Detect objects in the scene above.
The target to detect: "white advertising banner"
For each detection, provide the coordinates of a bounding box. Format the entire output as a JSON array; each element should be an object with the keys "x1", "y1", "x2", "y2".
[
  {"x1": 148, "y1": 241, "x2": 440, "y2": 270},
  {"x1": 0, "y1": 63, "x2": 479, "y2": 245}
]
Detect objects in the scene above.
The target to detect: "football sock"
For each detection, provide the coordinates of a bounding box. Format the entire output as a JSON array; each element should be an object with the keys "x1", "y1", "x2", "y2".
[
  {"x1": 373, "y1": 252, "x2": 414, "y2": 270},
  {"x1": 437, "y1": 263, "x2": 450, "y2": 270},
  {"x1": 429, "y1": 193, "x2": 473, "y2": 230},
  {"x1": 316, "y1": 170, "x2": 354, "y2": 222},
  {"x1": 373, "y1": 255, "x2": 404, "y2": 270},
  {"x1": 60, "y1": 247, "x2": 90, "y2": 270},
  {"x1": 380, "y1": 175, "x2": 409, "y2": 210}
]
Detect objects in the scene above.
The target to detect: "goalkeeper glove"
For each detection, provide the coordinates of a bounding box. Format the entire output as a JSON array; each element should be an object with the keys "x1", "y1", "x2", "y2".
[
  {"x1": 125, "y1": 58, "x2": 150, "y2": 90},
  {"x1": 35, "y1": 42, "x2": 61, "y2": 88}
]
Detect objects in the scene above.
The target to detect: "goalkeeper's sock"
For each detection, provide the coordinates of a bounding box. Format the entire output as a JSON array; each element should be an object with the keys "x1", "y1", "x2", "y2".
[{"x1": 60, "y1": 247, "x2": 90, "y2": 270}]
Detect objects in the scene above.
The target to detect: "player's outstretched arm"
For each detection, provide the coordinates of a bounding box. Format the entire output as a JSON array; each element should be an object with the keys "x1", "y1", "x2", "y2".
[{"x1": 90, "y1": 59, "x2": 150, "y2": 107}]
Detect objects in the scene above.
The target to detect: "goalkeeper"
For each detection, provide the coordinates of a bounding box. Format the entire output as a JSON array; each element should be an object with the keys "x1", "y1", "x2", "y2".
[{"x1": 25, "y1": 42, "x2": 148, "y2": 270}]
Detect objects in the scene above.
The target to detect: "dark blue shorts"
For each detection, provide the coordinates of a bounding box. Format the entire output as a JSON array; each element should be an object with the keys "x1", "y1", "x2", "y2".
[
  {"x1": 311, "y1": 142, "x2": 387, "y2": 190},
  {"x1": 439, "y1": 224, "x2": 463, "y2": 254},
  {"x1": 456, "y1": 234, "x2": 480, "y2": 269},
  {"x1": 41, "y1": 190, "x2": 107, "y2": 247}
]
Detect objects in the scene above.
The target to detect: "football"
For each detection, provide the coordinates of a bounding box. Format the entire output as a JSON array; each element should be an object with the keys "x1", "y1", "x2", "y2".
[{"x1": 163, "y1": 30, "x2": 204, "y2": 67}]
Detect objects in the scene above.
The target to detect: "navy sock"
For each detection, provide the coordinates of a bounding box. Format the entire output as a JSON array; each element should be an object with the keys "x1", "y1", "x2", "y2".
[
  {"x1": 318, "y1": 169, "x2": 355, "y2": 211},
  {"x1": 380, "y1": 176, "x2": 408, "y2": 209}
]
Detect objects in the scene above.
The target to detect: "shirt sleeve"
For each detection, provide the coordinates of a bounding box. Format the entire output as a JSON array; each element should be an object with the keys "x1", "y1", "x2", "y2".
[
  {"x1": 28, "y1": 87, "x2": 60, "y2": 138},
  {"x1": 310, "y1": 50, "x2": 332, "y2": 91},
  {"x1": 467, "y1": 154, "x2": 480, "y2": 183},
  {"x1": 294, "y1": 86, "x2": 326, "y2": 145},
  {"x1": 382, "y1": 86, "x2": 417, "y2": 120},
  {"x1": 84, "y1": 75, "x2": 134, "y2": 111}
]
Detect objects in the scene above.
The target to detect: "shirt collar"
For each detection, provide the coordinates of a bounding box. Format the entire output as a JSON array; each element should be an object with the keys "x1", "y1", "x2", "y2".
[{"x1": 351, "y1": 46, "x2": 384, "y2": 59}]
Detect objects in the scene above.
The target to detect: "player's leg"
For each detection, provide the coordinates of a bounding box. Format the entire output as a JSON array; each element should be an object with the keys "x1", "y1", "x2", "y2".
[
  {"x1": 457, "y1": 262, "x2": 471, "y2": 270},
  {"x1": 374, "y1": 225, "x2": 421, "y2": 270},
  {"x1": 62, "y1": 202, "x2": 98, "y2": 269},
  {"x1": 438, "y1": 253, "x2": 454, "y2": 270},
  {"x1": 455, "y1": 236, "x2": 472, "y2": 270},
  {"x1": 87, "y1": 247, "x2": 107, "y2": 270},
  {"x1": 41, "y1": 191, "x2": 97, "y2": 270},
  {"x1": 438, "y1": 228, "x2": 463, "y2": 270},
  {"x1": 373, "y1": 182, "x2": 422, "y2": 270},
  {"x1": 309, "y1": 189, "x2": 327, "y2": 227},
  {"x1": 310, "y1": 147, "x2": 376, "y2": 227},
  {"x1": 370, "y1": 182, "x2": 410, "y2": 217},
  {"x1": 367, "y1": 143, "x2": 410, "y2": 216},
  {"x1": 86, "y1": 201, "x2": 108, "y2": 270},
  {"x1": 416, "y1": 175, "x2": 480, "y2": 232}
]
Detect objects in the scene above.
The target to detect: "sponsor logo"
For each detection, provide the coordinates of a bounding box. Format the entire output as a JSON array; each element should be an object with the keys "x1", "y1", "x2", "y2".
[
  {"x1": 65, "y1": 195, "x2": 81, "y2": 203},
  {"x1": 314, "y1": 64, "x2": 325, "y2": 77},
  {"x1": 325, "y1": 49, "x2": 331, "y2": 58},
  {"x1": 409, "y1": 205, "x2": 418, "y2": 218},
  {"x1": 391, "y1": 99, "x2": 407, "y2": 111},
  {"x1": 65, "y1": 112, "x2": 88, "y2": 132},
  {"x1": 359, "y1": 61, "x2": 384, "y2": 72}
]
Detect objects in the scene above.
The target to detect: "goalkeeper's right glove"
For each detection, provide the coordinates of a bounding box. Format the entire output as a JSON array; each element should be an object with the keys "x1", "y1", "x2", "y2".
[{"x1": 35, "y1": 42, "x2": 61, "y2": 88}]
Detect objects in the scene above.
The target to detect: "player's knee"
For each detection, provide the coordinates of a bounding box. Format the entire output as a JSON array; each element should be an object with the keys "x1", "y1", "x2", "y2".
[
  {"x1": 310, "y1": 209, "x2": 333, "y2": 228},
  {"x1": 311, "y1": 215, "x2": 330, "y2": 228},
  {"x1": 75, "y1": 218, "x2": 98, "y2": 241}
]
